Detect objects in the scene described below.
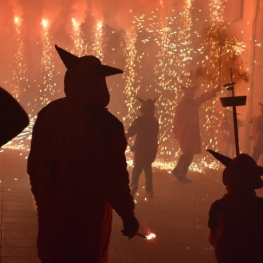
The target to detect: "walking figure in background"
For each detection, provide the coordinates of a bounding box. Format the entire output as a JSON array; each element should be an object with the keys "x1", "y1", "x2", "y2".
[
  {"x1": 0, "y1": 86, "x2": 29, "y2": 147},
  {"x1": 207, "y1": 150, "x2": 263, "y2": 263},
  {"x1": 172, "y1": 85, "x2": 220, "y2": 182},
  {"x1": 27, "y1": 45, "x2": 139, "y2": 263},
  {"x1": 126, "y1": 97, "x2": 159, "y2": 199},
  {"x1": 251, "y1": 102, "x2": 263, "y2": 163}
]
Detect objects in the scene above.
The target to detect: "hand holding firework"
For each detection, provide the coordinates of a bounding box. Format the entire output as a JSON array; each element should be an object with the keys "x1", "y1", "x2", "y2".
[{"x1": 121, "y1": 215, "x2": 139, "y2": 239}]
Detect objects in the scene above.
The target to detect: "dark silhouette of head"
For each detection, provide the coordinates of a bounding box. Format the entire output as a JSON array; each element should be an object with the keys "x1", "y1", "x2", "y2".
[
  {"x1": 55, "y1": 45, "x2": 123, "y2": 107},
  {"x1": 223, "y1": 154, "x2": 263, "y2": 190},
  {"x1": 207, "y1": 150, "x2": 263, "y2": 190},
  {"x1": 181, "y1": 85, "x2": 198, "y2": 100},
  {"x1": 137, "y1": 97, "x2": 157, "y2": 115}
]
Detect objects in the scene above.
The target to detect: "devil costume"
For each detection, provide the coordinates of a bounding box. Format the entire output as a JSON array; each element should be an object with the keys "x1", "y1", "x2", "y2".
[
  {"x1": 207, "y1": 150, "x2": 263, "y2": 263},
  {"x1": 172, "y1": 86, "x2": 217, "y2": 182},
  {"x1": 27, "y1": 46, "x2": 139, "y2": 263},
  {"x1": 126, "y1": 98, "x2": 159, "y2": 198}
]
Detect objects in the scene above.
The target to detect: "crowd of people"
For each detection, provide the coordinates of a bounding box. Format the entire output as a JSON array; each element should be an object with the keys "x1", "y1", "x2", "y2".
[{"x1": 1, "y1": 45, "x2": 263, "y2": 263}]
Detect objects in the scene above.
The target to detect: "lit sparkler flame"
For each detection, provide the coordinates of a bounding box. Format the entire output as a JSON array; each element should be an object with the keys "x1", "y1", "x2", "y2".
[
  {"x1": 146, "y1": 233, "x2": 156, "y2": 240},
  {"x1": 136, "y1": 232, "x2": 156, "y2": 240}
]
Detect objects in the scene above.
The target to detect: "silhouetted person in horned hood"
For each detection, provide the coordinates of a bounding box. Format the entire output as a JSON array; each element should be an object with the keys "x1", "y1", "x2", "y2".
[
  {"x1": 27, "y1": 45, "x2": 139, "y2": 263},
  {"x1": 126, "y1": 97, "x2": 159, "y2": 199},
  {"x1": 172, "y1": 85, "x2": 220, "y2": 183},
  {"x1": 207, "y1": 150, "x2": 263, "y2": 263},
  {"x1": 0, "y1": 87, "x2": 29, "y2": 146},
  {"x1": 250, "y1": 102, "x2": 263, "y2": 163}
]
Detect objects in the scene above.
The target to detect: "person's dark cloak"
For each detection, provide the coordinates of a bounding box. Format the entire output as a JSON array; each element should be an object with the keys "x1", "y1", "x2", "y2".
[{"x1": 27, "y1": 46, "x2": 135, "y2": 263}]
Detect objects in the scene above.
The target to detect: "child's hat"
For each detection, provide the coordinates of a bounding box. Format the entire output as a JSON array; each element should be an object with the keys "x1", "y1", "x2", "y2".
[{"x1": 207, "y1": 150, "x2": 263, "y2": 189}]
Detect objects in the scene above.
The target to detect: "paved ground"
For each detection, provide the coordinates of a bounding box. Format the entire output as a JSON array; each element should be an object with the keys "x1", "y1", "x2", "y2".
[{"x1": 0, "y1": 149, "x2": 263, "y2": 263}]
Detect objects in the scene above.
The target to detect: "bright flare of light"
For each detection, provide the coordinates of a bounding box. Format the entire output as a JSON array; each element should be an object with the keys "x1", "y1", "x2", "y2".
[
  {"x1": 14, "y1": 16, "x2": 20, "y2": 25},
  {"x1": 97, "y1": 21, "x2": 103, "y2": 30},
  {"x1": 41, "y1": 19, "x2": 49, "y2": 29},
  {"x1": 146, "y1": 233, "x2": 156, "y2": 240},
  {"x1": 72, "y1": 18, "x2": 80, "y2": 28}
]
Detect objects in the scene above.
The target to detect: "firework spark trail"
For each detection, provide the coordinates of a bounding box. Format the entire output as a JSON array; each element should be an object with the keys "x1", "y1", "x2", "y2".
[
  {"x1": 70, "y1": 18, "x2": 87, "y2": 56},
  {"x1": 197, "y1": 0, "x2": 247, "y2": 155},
  {"x1": 12, "y1": 16, "x2": 27, "y2": 100},
  {"x1": 153, "y1": 12, "x2": 178, "y2": 159},
  {"x1": 0, "y1": 2, "x2": 249, "y2": 171},
  {"x1": 40, "y1": 19, "x2": 56, "y2": 107},
  {"x1": 197, "y1": 0, "x2": 228, "y2": 155},
  {"x1": 176, "y1": 0, "x2": 194, "y2": 82},
  {"x1": 93, "y1": 21, "x2": 105, "y2": 61},
  {"x1": 150, "y1": 1, "x2": 195, "y2": 160},
  {"x1": 123, "y1": 25, "x2": 140, "y2": 125}
]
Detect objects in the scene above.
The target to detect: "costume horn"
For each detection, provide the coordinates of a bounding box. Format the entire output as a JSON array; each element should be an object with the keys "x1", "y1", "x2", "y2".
[
  {"x1": 180, "y1": 85, "x2": 186, "y2": 90},
  {"x1": 206, "y1": 149, "x2": 263, "y2": 175},
  {"x1": 55, "y1": 45, "x2": 79, "y2": 69},
  {"x1": 136, "y1": 97, "x2": 145, "y2": 104},
  {"x1": 206, "y1": 149, "x2": 231, "y2": 166}
]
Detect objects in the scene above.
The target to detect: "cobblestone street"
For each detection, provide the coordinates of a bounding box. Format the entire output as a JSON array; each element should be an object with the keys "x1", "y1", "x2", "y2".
[{"x1": 1, "y1": 149, "x2": 262, "y2": 263}]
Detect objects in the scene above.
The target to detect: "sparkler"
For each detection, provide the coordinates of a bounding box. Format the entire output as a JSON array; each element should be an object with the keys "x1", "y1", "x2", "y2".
[{"x1": 136, "y1": 232, "x2": 156, "y2": 240}]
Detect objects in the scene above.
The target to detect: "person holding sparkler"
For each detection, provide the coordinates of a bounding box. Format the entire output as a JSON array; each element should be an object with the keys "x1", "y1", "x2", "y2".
[
  {"x1": 27, "y1": 45, "x2": 139, "y2": 263},
  {"x1": 207, "y1": 150, "x2": 263, "y2": 263},
  {"x1": 172, "y1": 85, "x2": 220, "y2": 182},
  {"x1": 0, "y1": 86, "x2": 29, "y2": 147},
  {"x1": 250, "y1": 102, "x2": 263, "y2": 164},
  {"x1": 126, "y1": 97, "x2": 159, "y2": 199}
]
